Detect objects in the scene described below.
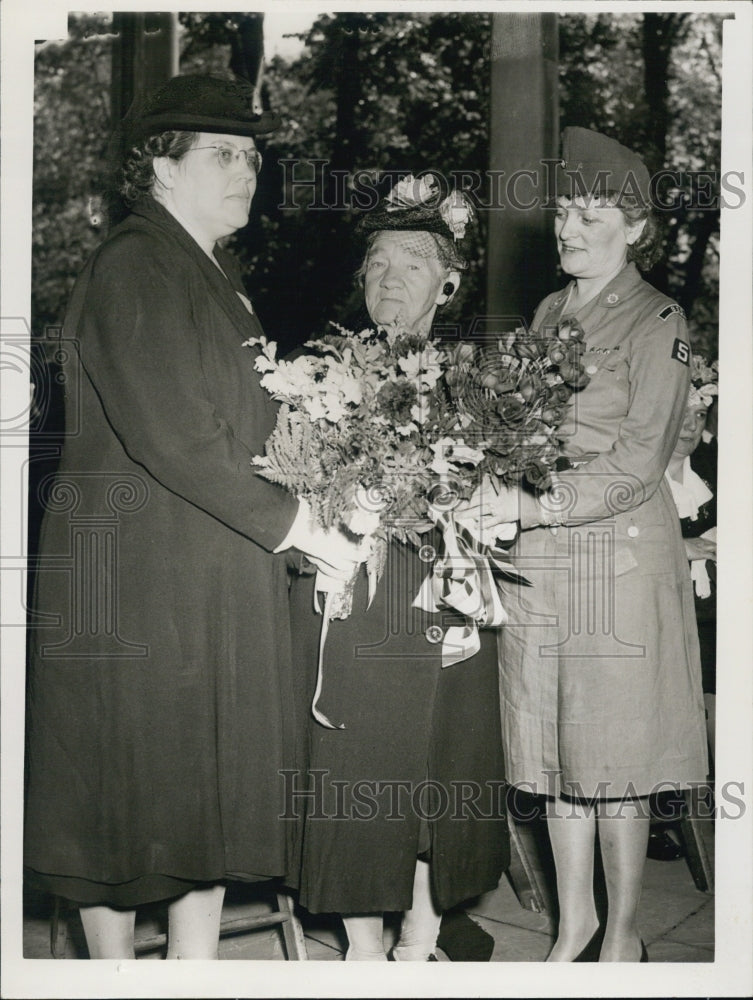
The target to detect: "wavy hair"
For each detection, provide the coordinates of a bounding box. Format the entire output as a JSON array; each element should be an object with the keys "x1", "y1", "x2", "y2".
[
  {"x1": 119, "y1": 130, "x2": 198, "y2": 206},
  {"x1": 609, "y1": 192, "x2": 665, "y2": 272}
]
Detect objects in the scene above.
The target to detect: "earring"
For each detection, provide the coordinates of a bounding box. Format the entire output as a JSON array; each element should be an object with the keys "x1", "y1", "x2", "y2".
[{"x1": 442, "y1": 282, "x2": 456, "y2": 297}]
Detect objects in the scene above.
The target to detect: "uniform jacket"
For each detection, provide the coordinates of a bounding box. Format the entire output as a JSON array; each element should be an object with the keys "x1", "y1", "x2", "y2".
[{"x1": 520, "y1": 262, "x2": 692, "y2": 535}]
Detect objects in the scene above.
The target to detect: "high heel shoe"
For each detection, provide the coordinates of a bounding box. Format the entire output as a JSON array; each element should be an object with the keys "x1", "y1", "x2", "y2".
[
  {"x1": 640, "y1": 940, "x2": 648, "y2": 962},
  {"x1": 573, "y1": 926, "x2": 604, "y2": 962}
]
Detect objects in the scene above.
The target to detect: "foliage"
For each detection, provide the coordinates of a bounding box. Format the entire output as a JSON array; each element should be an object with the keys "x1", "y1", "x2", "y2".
[
  {"x1": 32, "y1": 13, "x2": 114, "y2": 335},
  {"x1": 558, "y1": 12, "x2": 724, "y2": 356},
  {"x1": 32, "y1": 11, "x2": 723, "y2": 361}
]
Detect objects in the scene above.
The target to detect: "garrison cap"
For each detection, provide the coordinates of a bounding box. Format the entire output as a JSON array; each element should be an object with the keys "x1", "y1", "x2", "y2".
[{"x1": 555, "y1": 126, "x2": 651, "y2": 206}]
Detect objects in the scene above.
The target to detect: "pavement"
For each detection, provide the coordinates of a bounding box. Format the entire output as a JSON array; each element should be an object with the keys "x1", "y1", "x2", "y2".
[{"x1": 23, "y1": 819, "x2": 713, "y2": 964}]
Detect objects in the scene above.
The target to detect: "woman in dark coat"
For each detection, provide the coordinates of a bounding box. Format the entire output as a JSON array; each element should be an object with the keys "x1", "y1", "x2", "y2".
[
  {"x1": 289, "y1": 178, "x2": 509, "y2": 961},
  {"x1": 24, "y1": 75, "x2": 359, "y2": 959},
  {"x1": 468, "y1": 129, "x2": 708, "y2": 962}
]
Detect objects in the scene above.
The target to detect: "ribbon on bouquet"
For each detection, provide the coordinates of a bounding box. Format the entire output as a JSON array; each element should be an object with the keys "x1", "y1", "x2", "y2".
[
  {"x1": 412, "y1": 511, "x2": 528, "y2": 668},
  {"x1": 310, "y1": 570, "x2": 355, "y2": 730}
]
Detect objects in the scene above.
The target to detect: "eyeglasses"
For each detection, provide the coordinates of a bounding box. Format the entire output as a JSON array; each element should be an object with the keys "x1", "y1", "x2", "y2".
[{"x1": 187, "y1": 144, "x2": 263, "y2": 174}]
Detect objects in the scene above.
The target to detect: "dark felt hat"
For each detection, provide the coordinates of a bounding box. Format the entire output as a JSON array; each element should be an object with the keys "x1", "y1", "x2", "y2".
[
  {"x1": 356, "y1": 174, "x2": 475, "y2": 268},
  {"x1": 125, "y1": 75, "x2": 281, "y2": 145},
  {"x1": 555, "y1": 126, "x2": 651, "y2": 205}
]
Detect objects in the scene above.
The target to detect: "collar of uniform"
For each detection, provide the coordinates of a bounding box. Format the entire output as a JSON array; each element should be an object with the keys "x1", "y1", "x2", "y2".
[
  {"x1": 592, "y1": 261, "x2": 642, "y2": 308},
  {"x1": 546, "y1": 281, "x2": 575, "y2": 314}
]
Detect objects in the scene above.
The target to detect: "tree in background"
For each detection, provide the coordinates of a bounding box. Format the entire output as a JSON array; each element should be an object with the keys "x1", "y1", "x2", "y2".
[
  {"x1": 32, "y1": 11, "x2": 723, "y2": 358},
  {"x1": 559, "y1": 12, "x2": 723, "y2": 357}
]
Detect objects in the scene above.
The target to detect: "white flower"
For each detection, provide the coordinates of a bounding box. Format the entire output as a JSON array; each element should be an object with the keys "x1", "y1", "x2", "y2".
[
  {"x1": 397, "y1": 344, "x2": 444, "y2": 388},
  {"x1": 322, "y1": 359, "x2": 363, "y2": 405},
  {"x1": 429, "y1": 437, "x2": 456, "y2": 474},
  {"x1": 259, "y1": 356, "x2": 317, "y2": 397},
  {"x1": 347, "y1": 500, "x2": 382, "y2": 537},
  {"x1": 386, "y1": 173, "x2": 439, "y2": 210},
  {"x1": 395, "y1": 421, "x2": 418, "y2": 436},
  {"x1": 449, "y1": 442, "x2": 486, "y2": 466},
  {"x1": 438, "y1": 191, "x2": 473, "y2": 239}
]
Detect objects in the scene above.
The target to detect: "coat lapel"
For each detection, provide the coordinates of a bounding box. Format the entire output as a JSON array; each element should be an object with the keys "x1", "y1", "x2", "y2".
[{"x1": 128, "y1": 199, "x2": 263, "y2": 339}]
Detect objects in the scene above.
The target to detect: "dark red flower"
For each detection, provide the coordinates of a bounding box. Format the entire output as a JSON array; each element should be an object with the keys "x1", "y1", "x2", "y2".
[{"x1": 496, "y1": 396, "x2": 528, "y2": 426}]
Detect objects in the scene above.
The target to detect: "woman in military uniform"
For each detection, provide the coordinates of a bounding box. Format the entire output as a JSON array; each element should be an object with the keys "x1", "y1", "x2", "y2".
[{"x1": 471, "y1": 128, "x2": 708, "y2": 962}]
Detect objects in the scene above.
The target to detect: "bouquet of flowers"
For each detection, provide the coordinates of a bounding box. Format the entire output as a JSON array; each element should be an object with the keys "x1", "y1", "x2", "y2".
[
  {"x1": 245, "y1": 322, "x2": 589, "y2": 727},
  {"x1": 245, "y1": 318, "x2": 590, "y2": 592},
  {"x1": 688, "y1": 354, "x2": 718, "y2": 407}
]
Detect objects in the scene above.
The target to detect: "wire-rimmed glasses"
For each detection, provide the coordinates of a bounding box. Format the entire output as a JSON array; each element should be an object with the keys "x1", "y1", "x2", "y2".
[{"x1": 188, "y1": 144, "x2": 263, "y2": 175}]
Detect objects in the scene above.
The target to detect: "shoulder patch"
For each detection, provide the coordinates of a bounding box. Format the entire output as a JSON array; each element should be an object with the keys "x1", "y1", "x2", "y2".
[
  {"x1": 658, "y1": 302, "x2": 686, "y2": 322},
  {"x1": 671, "y1": 337, "x2": 690, "y2": 366}
]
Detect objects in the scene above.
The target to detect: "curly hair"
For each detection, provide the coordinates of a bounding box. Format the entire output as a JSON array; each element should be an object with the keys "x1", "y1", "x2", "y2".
[
  {"x1": 119, "y1": 130, "x2": 198, "y2": 206},
  {"x1": 609, "y1": 192, "x2": 665, "y2": 272}
]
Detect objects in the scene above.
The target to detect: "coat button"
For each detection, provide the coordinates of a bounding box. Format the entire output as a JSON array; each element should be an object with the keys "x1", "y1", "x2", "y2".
[
  {"x1": 627, "y1": 525, "x2": 639, "y2": 537},
  {"x1": 586, "y1": 364, "x2": 598, "y2": 375},
  {"x1": 425, "y1": 625, "x2": 444, "y2": 644}
]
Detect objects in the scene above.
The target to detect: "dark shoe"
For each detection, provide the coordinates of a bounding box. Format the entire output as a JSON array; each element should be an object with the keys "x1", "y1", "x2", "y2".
[
  {"x1": 436, "y1": 910, "x2": 494, "y2": 962},
  {"x1": 573, "y1": 926, "x2": 604, "y2": 962},
  {"x1": 640, "y1": 940, "x2": 648, "y2": 962},
  {"x1": 427, "y1": 953, "x2": 438, "y2": 961},
  {"x1": 647, "y1": 827, "x2": 685, "y2": 861}
]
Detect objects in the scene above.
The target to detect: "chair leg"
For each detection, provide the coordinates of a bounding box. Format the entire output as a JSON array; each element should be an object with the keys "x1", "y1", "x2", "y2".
[
  {"x1": 505, "y1": 815, "x2": 549, "y2": 914},
  {"x1": 51, "y1": 896, "x2": 69, "y2": 959},
  {"x1": 275, "y1": 892, "x2": 308, "y2": 960},
  {"x1": 679, "y1": 789, "x2": 715, "y2": 893}
]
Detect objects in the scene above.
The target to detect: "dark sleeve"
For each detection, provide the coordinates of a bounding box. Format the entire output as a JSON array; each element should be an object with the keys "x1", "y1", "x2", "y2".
[
  {"x1": 74, "y1": 231, "x2": 298, "y2": 551},
  {"x1": 520, "y1": 308, "x2": 691, "y2": 528},
  {"x1": 682, "y1": 439, "x2": 717, "y2": 538}
]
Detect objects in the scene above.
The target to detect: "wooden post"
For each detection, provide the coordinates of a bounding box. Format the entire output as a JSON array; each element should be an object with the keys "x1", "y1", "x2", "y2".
[
  {"x1": 487, "y1": 14, "x2": 559, "y2": 326},
  {"x1": 111, "y1": 12, "x2": 178, "y2": 126}
]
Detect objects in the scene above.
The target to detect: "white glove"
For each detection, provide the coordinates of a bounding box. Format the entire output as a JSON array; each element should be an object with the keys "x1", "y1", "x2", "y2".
[{"x1": 276, "y1": 498, "x2": 365, "y2": 579}]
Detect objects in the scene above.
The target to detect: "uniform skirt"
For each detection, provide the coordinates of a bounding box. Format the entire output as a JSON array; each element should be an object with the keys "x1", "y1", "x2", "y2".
[{"x1": 497, "y1": 481, "x2": 708, "y2": 799}]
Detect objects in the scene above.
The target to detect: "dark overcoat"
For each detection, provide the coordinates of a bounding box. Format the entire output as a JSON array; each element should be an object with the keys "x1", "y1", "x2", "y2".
[{"x1": 24, "y1": 198, "x2": 301, "y2": 906}]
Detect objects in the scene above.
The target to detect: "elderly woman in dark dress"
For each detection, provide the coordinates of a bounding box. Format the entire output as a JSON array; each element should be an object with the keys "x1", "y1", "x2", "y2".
[
  {"x1": 468, "y1": 128, "x2": 708, "y2": 962},
  {"x1": 289, "y1": 177, "x2": 508, "y2": 961},
  {"x1": 24, "y1": 76, "x2": 359, "y2": 959}
]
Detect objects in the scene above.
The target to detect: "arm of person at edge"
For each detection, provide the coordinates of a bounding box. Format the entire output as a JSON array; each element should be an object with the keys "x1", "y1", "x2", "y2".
[
  {"x1": 462, "y1": 308, "x2": 691, "y2": 532},
  {"x1": 75, "y1": 232, "x2": 360, "y2": 575},
  {"x1": 684, "y1": 536, "x2": 716, "y2": 562}
]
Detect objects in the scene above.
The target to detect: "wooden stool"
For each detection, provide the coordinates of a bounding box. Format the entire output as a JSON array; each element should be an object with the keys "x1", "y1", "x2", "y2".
[
  {"x1": 51, "y1": 890, "x2": 308, "y2": 960},
  {"x1": 506, "y1": 814, "x2": 550, "y2": 913},
  {"x1": 678, "y1": 786, "x2": 715, "y2": 893}
]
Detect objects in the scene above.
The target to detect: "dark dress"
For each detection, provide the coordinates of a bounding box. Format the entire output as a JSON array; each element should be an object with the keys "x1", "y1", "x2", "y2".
[
  {"x1": 289, "y1": 537, "x2": 509, "y2": 915},
  {"x1": 678, "y1": 437, "x2": 717, "y2": 694},
  {"x1": 24, "y1": 198, "x2": 301, "y2": 906}
]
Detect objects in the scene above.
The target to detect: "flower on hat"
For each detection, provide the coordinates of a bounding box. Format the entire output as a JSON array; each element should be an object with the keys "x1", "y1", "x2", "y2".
[
  {"x1": 688, "y1": 355, "x2": 718, "y2": 408},
  {"x1": 438, "y1": 190, "x2": 474, "y2": 241},
  {"x1": 386, "y1": 174, "x2": 440, "y2": 211}
]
